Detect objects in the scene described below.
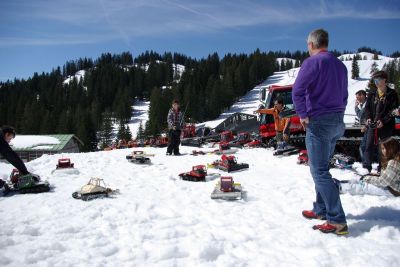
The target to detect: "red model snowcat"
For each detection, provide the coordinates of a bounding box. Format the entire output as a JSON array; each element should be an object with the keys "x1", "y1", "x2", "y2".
[
  {"x1": 179, "y1": 165, "x2": 208, "y2": 182},
  {"x1": 210, "y1": 176, "x2": 243, "y2": 200},
  {"x1": 209, "y1": 155, "x2": 249, "y2": 173},
  {"x1": 56, "y1": 158, "x2": 74, "y2": 169}
]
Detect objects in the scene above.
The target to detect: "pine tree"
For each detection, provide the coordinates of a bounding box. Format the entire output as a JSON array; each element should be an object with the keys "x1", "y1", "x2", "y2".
[
  {"x1": 373, "y1": 53, "x2": 379, "y2": 60},
  {"x1": 136, "y1": 121, "x2": 145, "y2": 140},
  {"x1": 370, "y1": 62, "x2": 379, "y2": 75},
  {"x1": 351, "y1": 56, "x2": 360, "y2": 79},
  {"x1": 99, "y1": 111, "x2": 114, "y2": 148}
]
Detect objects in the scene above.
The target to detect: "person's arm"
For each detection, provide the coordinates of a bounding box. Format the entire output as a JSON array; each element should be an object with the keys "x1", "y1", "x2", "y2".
[
  {"x1": 0, "y1": 138, "x2": 29, "y2": 175},
  {"x1": 256, "y1": 108, "x2": 275, "y2": 115},
  {"x1": 363, "y1": 160, "x2": 399, "y2": 188},
  {"x1": 283, "y1": 119, "x2": 291, "y2": 135},
  {"x1": 292, "y1": 59, "x2": 317, "y2": 119},
  {"x1": 381, "y1": 91, "x2": 399, "y2": 124},
  {"x1": 167, "y1": 110, "x2": 173, "y2": 129},
  {"x1": 355, "y1": 105, "x2": 362, "y2": 119},
  {"x1": 364, "y1": 92, "x2": 373, "y2": 122}
]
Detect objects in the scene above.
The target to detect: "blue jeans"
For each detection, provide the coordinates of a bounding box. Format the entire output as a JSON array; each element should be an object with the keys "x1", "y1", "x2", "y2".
[
  {"x1": 306, "y1": 112, "x2": 347, "y2": 224},
  {"x1": 359, "y1": 131, "x2": 367, "y2": 162}
]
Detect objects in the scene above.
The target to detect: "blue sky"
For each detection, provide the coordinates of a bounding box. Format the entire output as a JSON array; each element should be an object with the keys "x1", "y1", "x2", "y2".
[{"x1": 0, "y1": 0, "x2": 399, "y2": 81}]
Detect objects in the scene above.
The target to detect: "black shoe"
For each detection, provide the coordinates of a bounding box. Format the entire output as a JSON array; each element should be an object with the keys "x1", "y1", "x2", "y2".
[
  {"x1": 174, "y1": 152, "x2": 181, "y2": 156},
  {"x1": 166, "y1": 152, "x2": 172, "y2": 156}
]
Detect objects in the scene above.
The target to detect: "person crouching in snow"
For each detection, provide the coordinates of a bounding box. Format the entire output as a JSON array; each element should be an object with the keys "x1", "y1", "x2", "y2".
[
  {"x1": 0, "y1": 126, "x2": 39, "y2": 194},
  {"x1": 338, "y1": 137, "x2": 400, "y2": 197},
  {"x1": 254, "y1": 98, "x2": 291, "y2": 149},
  {"x1": 166, "y1": 100, "x2": 184, "y2": 156}
]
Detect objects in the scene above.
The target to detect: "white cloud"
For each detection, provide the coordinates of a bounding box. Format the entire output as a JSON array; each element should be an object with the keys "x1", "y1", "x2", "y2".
[{"x1": 1, "y1": 0, "x2": 399, "y2": 46}]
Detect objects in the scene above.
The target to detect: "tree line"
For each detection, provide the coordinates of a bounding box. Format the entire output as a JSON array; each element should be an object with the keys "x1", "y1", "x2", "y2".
[{"x1": 1, "y1": 48, "x2": 399, "y2": 151}]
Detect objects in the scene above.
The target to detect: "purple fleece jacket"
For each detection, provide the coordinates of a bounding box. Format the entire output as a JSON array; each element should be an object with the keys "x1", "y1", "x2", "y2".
[{"x1": 293, "y1": 51, "x2": 348, "y2": 119}]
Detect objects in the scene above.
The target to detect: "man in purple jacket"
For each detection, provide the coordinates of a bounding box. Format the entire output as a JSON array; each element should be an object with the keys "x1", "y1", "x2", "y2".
[{"x1": 293, "y1": 29, "x2": 348, "y2": 235}]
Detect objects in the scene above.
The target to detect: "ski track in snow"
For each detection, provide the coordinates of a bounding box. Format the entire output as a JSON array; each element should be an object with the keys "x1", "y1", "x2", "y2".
[{"x1": 0, "y1": 147, "x2": 400, "y2": 266}]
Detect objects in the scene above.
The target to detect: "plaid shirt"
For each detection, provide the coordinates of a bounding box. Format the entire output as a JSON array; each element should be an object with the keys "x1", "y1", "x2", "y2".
[
  {"x1": 364, "y1": 159, "x2": 400, "y2": 195},
  {"x1": 167, "y1": 108, "x2": 183, "y2": 130}
]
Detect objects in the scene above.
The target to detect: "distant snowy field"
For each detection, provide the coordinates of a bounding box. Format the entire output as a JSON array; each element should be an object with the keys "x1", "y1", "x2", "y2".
[{"x1": 0, "y1": 147, "x2": 399, "y2": 266}]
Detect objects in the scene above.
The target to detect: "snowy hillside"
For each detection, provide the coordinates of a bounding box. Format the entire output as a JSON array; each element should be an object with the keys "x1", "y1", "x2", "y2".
[
  {"x1": 0, "y1": 146, "x2": 399, "y2": 266},
  {"x1": 63, "y1": 70, "x2": 86, "y2": 85},
  {"x1": 128, "y1": 100, "x2": 150, "y2": 138}
]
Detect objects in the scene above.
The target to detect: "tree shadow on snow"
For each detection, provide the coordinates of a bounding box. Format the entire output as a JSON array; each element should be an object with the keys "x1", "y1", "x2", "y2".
[{"x1": 347, "y1": 206, "x2": 400, "y2": 237}]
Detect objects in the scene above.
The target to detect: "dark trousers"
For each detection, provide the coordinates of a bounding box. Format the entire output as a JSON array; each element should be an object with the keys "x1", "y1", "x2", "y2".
[
  {"x1": 167, "y1": 129, "x2": 181, "y2": 155},
  {"x1": 363, "y1": 127, "x2": 393, "y2": 172}
]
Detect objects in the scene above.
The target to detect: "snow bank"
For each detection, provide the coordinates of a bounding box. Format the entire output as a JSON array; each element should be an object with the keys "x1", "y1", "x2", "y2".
[
  {"x1": 10, "y1": 136, "x2": 60, "y2": 149},
  {"x1": 0, "y1": 147, "x2": 399, "y2": 266}
]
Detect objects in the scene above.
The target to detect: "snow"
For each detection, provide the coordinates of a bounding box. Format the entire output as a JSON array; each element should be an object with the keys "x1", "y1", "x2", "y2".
[
  {"x1": 63, "y1": 70, "x2": 86, "y2": 85},
  {"x1": 10, "y1": 136, "x2": 60, "y2": 150},
  {"x1": 128, "y1": 100, "x2": 150, "y2": 138},
  {"x1": 0, "y1": 147, "x2": 399, "y2": 266}
]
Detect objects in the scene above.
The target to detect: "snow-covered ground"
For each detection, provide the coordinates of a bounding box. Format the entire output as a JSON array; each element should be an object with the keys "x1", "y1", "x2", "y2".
[{"x1": 0, "y1": 147, "x2": 399, "y2": 266}]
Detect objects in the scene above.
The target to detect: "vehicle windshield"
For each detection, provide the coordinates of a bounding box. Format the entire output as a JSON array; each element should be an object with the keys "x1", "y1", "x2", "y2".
[{"x1": 260, "y1": 89, "x2": 294, "y2": 125}]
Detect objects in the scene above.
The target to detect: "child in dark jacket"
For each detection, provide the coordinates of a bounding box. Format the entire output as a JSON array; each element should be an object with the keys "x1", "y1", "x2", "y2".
[{"x1": 166, "y1": 100, "x2": 183, "y2": 155}]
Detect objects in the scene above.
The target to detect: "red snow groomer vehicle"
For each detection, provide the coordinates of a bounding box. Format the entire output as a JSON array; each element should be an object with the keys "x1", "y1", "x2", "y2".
[
  {"x1": 209, "y1": 155, "x2": 249, "y2": 173},
  {"x1": 56, "y1": 158, "x2": 74, "y2": 169},
  {"x1": 211, "y1": 176, "x2": 243, "y2": 200},
  {"x1": 10, "y1": 168, "x2": 21, "y2": 184},
  {"x1": 213, "y1": 130, "x2": 235, "y2": 148},
  {"x1": 151, "y1": 136, "x2": 169, "y2": 147},
  {"x1": 229, "y1": 132, "x2": 252, "y2": 147},
  {"x1": 179, "y1": 165, "x2": 208, "y2": 182},
  {"x1": 181, "y1": 123, "x2": 196, "y2": 139},
  {"x1": 297, "y1": 150, "x2": 308, "y2": 165}
]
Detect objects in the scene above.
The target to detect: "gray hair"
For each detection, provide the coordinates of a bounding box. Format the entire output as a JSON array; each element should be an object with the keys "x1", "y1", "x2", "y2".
[{"x1": 307, "y1": 29, "x2": 329, "y2": 49}]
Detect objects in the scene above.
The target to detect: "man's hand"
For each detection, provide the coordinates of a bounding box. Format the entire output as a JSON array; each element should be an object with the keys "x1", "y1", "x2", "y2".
[
  {"x1": 376, "y1": 120, "x2": 383, "y2": 129},
  {"x1": 300, "y1": 117, "x2": 309, "y2": 131},
  {"x1": 361, "y1": 126, "x2": 367, "y2": 133}
]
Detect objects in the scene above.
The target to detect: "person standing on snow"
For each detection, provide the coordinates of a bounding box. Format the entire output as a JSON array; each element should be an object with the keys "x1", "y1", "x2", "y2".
[
  {"x1": 293, "y1": 29, "x2": 349, "y2": 235},
  {"x1": 0, "y1": 126, "x2": 30, "y2": 192},
  {"x1": 355, "y1": 90, "x2": 368, "y2": 161},
  {"x1": 363, "y1": 71, "x2": 399, "y2": 173},
  {"x1": 254, "y1": 98, "x2": 291, "y2": 145},
  {"x1": 166, "y1": 100, "x2": 184, "y2": 156}
]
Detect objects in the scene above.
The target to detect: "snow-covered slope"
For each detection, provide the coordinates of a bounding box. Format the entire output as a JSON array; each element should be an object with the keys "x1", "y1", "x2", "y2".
[
  {"x1": 63, "y1": 70, "x2": 86, "y2": 85},
  {"x1": 128, "y1": 100, "x2": 150, "y2": 138},
  {"x1": 0, "y1": 147, "x2": 399, "y2": 266}
]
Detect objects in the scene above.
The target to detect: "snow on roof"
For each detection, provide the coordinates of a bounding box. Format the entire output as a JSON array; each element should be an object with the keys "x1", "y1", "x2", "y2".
[{"x1": 10, "y1": 135, "x2": 60, "y2": 150}]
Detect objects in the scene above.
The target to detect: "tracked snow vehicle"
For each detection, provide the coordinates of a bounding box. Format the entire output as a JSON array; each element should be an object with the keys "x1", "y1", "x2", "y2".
[
  {"x1": 126, "y1": 151, "x2": 153, "y2": 164},
  {"x1": 209, "y1": 155, "x2": 249, "y2": 173},
  {"x1": 6, "y1": 170, "x2": 50, "y2": 194},
  {"x1": 211, "y1": 176, "x2": 243, "y2": 200},
  {"x1": 72, "y1": 178, "x2": 119, "y2": 201}
]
